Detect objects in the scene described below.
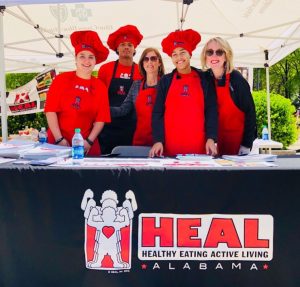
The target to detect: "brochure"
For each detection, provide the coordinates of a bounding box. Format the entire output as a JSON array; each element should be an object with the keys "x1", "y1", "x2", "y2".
[
  {"x1": 20, "y1": 143, "x2": 71, "y2": 160},
  {"x1": 0, "y1": 140, "x2": 36, "y2": 158},
  {"x1": 222, "y1": 154, "x2": 277, "y2": 162},
  {"x1": 176, "y1": 154, "x2": 213, "y2": 160}
]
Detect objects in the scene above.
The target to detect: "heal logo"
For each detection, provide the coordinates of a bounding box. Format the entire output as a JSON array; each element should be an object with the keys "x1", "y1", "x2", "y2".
[
  {"x1": 146, "y1": 95, "x2": 153, "y2": 106},
  {"x1": 72, "y1": 96, "x2": 81, "y2": 110},
  {"x1": 117, "y1": 85, "x2": 126, "y2": 96},
  {"x1": 138, "y1": 214, "x2": 273, "y2": 261},
  {"x1": 81, "y1": 189, "x2": 137, "y2": 271},
  {"x1": 180, "y1": 85, "x2": 189, "y2": 97}
]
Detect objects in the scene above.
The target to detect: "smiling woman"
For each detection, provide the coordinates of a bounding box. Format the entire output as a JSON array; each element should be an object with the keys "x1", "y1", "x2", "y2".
[
  {"x1": 149, "y1": 29, "x2": 218, "y2": 158},
  {"x1": 44, "y1": 30, "x2": 111, "y2": 156},
  {"x1": 75, "y1": 51, "x2": 97, "y2": 79},
  {"x1": 200, "y1": 37, "x2": 257, "y2": 156},
  {"x1": 109, "y1": 47, "x2": 165, "y2": 147},
  {"x1": 171, "y1": 48, "x2": 191, "y2": 74}
]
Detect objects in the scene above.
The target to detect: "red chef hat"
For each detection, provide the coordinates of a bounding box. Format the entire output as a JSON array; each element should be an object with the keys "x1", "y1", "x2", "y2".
[
  {"x1": 71, "y1": 30, "x2": 109, "y2": 64},
  {"x1": 161, "y1": 29, "x2": 201, "y2": 57},
  {"x1": 107, "y1": 25, "x2": 143, "y2": 51}
]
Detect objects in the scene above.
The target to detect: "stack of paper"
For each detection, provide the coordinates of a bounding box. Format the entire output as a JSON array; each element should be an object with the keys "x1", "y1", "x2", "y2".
[
  {"x1": 0, "y1": 140, "x2": 36, "y2": 158},
  {"x1": 0, "y1": 158, "x2": 17, "y2": 164},
  {"x1": 20, "y1": 143, "x2": 71, "y2": 160},
  {"x1": 176, "y1": 154, "x2": 213, "y2": 160},
  {"x1": 222, "y1": 154, "x2": 277, "y2": 162}
]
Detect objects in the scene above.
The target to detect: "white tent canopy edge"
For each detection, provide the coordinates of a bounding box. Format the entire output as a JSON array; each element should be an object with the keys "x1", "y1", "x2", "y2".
[{"x1": 1, "y1": 0, "x2": 121, "y2": 6}]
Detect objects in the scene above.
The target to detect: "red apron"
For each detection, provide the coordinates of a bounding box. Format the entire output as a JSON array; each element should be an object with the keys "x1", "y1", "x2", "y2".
[
  {"x1": 216, "y1": 73, "x2": 245, "y2": 155},
  {"x1": 164, "y1": 71, "x2": 205, "y2": 156},
  {"x1": 133, "y1": 81, "x2": 157, "y2": 146}
]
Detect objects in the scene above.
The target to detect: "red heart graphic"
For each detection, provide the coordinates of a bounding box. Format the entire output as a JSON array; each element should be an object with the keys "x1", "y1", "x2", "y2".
[{"x1": 102, "y1": 226, "x2": 115, "y2": 238}]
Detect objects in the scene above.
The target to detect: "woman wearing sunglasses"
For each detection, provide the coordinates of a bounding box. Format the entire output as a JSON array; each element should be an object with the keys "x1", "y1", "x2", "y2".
[
  {"x1": 201, "y1": 37, "x2": 256, "y2": 156},
  {"x1": 149, "y1": 29, "x2": 218, "y2": 157},
  {"x1": 110, "y1": 47, "x2": 165, "y2": 146}
]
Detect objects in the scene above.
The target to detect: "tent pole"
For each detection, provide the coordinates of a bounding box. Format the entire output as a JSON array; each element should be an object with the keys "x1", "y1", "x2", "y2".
[
  {"x1": 266, "y1": 66, "x2": 271, "y2": 139},
  {"x1": 264, "y1": 50, "x2": 271, "y2": 140},
  {"x1": 248, "y1": 67, "x2": 253, "y2": 92},
  {"x1": 0, "y1": 7, "x2": 8, "y2": 142},
  {"x1": 264, "y1": 50, "x2": 272, "y2": 153},
  {"x1": 57, "y1": 4, "x2": 61, "y2": 55}
]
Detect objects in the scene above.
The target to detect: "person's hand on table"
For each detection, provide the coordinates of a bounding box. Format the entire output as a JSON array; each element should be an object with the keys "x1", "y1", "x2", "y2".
[
  {"x1": 206, "y1": 138, "x2": 217, "y2": 156},
  {"x1": 238, "y1": 145, "x2": 250, "y2": 156},
  {"x1": 84, "y1": 140, "x2": 92, "y2": 155},
  {"x1": 57, "y1": 138, "x2": 70, "y2": 147},
  {"x1": 149, "y1": 142, "x2": 164, "y2": 157}
]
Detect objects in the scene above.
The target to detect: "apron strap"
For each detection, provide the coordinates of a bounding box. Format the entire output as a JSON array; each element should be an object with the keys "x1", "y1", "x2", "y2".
[
  {"x1": 112, "y1": 60, "x2": 119, "y2": 78},
  {"x1": 130, "y1": 62, "x2": 135, "y2": 78}
]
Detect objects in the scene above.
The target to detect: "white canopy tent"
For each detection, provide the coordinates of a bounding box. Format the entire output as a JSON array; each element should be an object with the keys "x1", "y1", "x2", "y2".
[{"x1": 1, "y1": 0, "x2": 300, "y2": 141}]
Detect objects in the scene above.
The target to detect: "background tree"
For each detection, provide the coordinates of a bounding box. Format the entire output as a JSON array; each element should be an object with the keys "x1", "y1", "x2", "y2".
[{"x1": 254, "y1": 48, "x2": 300, "y2": 109}]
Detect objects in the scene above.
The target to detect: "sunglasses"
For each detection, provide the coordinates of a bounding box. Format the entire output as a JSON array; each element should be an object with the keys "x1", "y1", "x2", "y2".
[
  {"x1": 143, "y1": 56, "x2": 158, "y2": 62},
  {"x1": 205, "y1": 49, "x2": 225, "y2": 57}
]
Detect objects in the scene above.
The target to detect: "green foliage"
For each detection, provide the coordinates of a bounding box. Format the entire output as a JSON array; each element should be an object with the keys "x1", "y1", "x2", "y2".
[
  {"x1": 253, "y1": 48, "x2": 300, "y2": 103},
  {"x1": 6, "y1": 113, "x2": 47, "y2": 135},
  {"x1": 269, "y1": 50, "x2": 300, "y2": 100},
  {"x1": 6, "y1": 73, "x2": 37, "y2": 91},
  {"x1": 0, "y1": 73, "x2": 47, "y2": 136},
  {"x1": 253, "y1": 90, "x2": 298, "y2": 148}
]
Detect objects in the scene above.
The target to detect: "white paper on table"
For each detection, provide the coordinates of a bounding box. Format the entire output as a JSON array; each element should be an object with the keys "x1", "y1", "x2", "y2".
[{"x1": 0, "y1": 157, "x2": 16, "y2": 164}]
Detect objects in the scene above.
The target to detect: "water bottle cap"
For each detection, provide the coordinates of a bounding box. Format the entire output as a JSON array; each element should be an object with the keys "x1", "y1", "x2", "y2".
[{"x1": 75, "y1": 128, "x2": 81, "y2": 133}]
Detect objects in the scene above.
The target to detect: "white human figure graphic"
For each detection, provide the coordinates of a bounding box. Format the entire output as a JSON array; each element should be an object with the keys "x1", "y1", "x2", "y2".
[{"x1": 81, "y1": 189, "x2": 137, "y2": 269}]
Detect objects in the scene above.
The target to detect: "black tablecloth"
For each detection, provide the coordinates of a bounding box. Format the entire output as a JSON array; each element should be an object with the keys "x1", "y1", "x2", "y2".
[{"x1": 0, "y1": 158, "x2": 299, "y2": 287}]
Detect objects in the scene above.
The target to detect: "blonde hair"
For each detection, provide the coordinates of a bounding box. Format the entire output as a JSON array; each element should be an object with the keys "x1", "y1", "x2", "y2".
[
  {"x1": 200, "y1": 37, "x2": 234, "y2": 73},
  {"x1": 138, "y1": 47, "x2": 165, "y2": 79}
]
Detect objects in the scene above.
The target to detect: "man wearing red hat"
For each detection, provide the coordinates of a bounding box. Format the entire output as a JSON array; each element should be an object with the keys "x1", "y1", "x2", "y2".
[
  {"x1": 98, "y1": 25, "x2": 143, "y2": 154},
  {"x1": 45, "y1": 30, "x2": 111, "y2": 156},
  {"x1": 149, "y1": 29, "x2": 218, "y2": 157}
]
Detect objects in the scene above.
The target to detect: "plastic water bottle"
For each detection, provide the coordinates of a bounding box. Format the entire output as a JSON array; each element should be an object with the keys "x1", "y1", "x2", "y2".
[
  {"x1": 262, "y1": 126, "x2": 269, "y2": 140},
  {"x1": 38, "y1": 127, "x2": 48, "y2": 144},
  {"x1": 72, "y1": 128, "x2": 84, "y2": 164}
]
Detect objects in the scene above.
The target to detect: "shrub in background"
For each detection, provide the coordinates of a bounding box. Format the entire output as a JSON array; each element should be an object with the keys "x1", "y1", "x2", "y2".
[
  {"x1": 253, "y1": 90, "x2": 298, "y2": 148},
  {"x1": 6, "y1": 113, "x2": 47, "y2": 135}
]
